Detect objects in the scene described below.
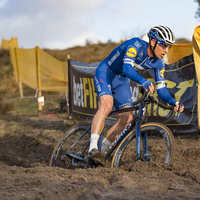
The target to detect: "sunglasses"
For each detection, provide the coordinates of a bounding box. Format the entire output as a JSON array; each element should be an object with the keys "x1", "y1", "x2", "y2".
[{"x1": 158, "y1": 42, "x2": 171, "y2": 50}]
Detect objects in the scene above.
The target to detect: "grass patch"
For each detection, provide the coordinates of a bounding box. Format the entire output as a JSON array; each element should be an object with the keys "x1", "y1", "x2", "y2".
[
  {"x1": 6, "y1": 98, "x2": 38, "y2": 116},
  {"x1": 0, "y1": 97, "x2": 14, "y2": 115}
]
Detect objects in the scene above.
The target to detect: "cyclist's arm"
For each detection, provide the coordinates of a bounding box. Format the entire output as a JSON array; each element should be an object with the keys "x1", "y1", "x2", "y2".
[
  {"x1": 155, "y1": 68, "x2": 177, "y2": 105},
  {"x1": 122, "y1": 59, "x2": 146, "y2": 85},
  {"x1": 122, "y1": 42, "x2": 148, "y2": 85},
  {"x1": 122, "y1": 42, "x2": 154, "y2": 90}
]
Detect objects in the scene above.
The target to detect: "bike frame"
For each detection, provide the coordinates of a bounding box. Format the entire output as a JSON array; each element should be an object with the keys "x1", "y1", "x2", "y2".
[
  {"x1": 136, "y1": 101, "x2": 147, "y2": 157},
  {"x1": 104, "y1": 100, "x2": 146, "y2": 159},
  {"x1": 65, "y1": 105, "x2": 141, "y2": 163}
]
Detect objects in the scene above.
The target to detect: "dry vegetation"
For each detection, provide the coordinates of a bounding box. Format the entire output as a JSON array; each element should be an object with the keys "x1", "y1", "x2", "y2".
[
  {"x1": 44, "y1": 41, "x2": 120, "y2": 63},
  {"x1": 44, "y1": 38, "x2": 192, "y2": 63}
]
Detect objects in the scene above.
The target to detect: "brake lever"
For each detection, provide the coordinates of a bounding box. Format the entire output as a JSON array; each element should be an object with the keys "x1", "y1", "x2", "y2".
[
  {"x1": 146, "y1": 90, "x2": 151, "y2": 98},
  {"x1": 177, "y1": 102, "x2": 183, "y2": 118}
]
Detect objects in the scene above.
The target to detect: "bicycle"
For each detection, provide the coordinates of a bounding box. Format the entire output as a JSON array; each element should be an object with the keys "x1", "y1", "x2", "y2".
[{"x1": 50, "y1": 89, "x2": 177, "y2": 170}]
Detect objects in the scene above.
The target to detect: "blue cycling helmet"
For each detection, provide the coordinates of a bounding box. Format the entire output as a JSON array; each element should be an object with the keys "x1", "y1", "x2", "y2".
[{"x1": 147, "y1": 25, "x2": 175, "y2": 45}]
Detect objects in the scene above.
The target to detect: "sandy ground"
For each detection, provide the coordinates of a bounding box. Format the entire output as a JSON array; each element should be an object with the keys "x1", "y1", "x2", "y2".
[{"x1": 0, "y1": 111, "x2": 200, "y2": 200}]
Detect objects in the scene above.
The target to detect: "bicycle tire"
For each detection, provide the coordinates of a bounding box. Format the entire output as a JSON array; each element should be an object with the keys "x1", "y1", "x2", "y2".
[
  {"x1": 50, "y1": 122, "x2": 91, "y2": 169},
  {"x1": 111, "y1": 122, "x2": 175, "y2": 170}
]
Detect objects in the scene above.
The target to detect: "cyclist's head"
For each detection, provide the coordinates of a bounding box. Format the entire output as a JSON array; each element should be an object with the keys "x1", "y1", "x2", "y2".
[
  {"x1": 147, "y1": 25, "x2": 175, "y2": 58},
  {"x1": 148, "y1": 25, "x2": 175, "y2": 45}
]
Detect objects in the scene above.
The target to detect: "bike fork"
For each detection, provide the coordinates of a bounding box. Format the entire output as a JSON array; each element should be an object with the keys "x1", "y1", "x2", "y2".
[
  {"x1": 136, "y1": 120, "x2": 141, "y2": 158},
  {"x1": 136, "y1": 102, "x2": 148, "y2": 158},
  {"x1": 142, "y1": 132, "x2": 148, "y2": 155}
]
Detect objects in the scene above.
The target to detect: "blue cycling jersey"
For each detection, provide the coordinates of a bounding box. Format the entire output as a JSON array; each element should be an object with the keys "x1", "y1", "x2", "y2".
[{"x1": 95, "y1": 37, "x2": 177, "y2": 107}]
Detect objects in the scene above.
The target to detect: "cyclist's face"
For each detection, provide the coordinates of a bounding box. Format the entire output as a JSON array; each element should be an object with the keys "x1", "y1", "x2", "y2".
[{"x1": 151, "y1": 40, "x2": 171, "y2": 59}]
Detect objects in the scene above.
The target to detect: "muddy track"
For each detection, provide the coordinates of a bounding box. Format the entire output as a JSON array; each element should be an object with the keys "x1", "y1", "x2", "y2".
[{"x1": 0, "y1": 114, "x2": 200, "y2": 200}]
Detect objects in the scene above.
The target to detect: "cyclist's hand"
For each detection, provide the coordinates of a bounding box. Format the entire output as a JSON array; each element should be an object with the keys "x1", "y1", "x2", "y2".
[
  {"x1": 148, "y1": 82, "x2": 154, "y2": 94},
  {"x1": 142, "y1": 81, "x2": 154, "y2": 93},
  {"x1": 174, "y1": 102, "x2": 184, "y2": 113}
]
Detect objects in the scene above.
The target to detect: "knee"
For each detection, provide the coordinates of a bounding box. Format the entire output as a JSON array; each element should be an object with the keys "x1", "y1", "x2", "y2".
[
  {"x1": 98, "y1": 96, "x2": 113, "y2": 114},
  {"x1": 100, "y1": 102, "x2": 113, "y2": 113}
]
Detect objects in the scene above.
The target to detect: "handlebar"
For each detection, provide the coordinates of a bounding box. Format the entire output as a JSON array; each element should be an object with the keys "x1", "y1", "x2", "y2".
[
  {"x1": 148, "y1": 95, "x2": 175, "y2": 124},
  {"x1": 132, "y1": 90, "x2": 150, "y2": 106},
  {"x1": 132, "y1": 90, "x2": 175, "y2": 124}
]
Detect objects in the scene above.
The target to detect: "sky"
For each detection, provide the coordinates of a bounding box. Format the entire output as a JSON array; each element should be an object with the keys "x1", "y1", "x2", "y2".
[{"x1": 0, "y1": 0, "x2": 199, "y2": 49}]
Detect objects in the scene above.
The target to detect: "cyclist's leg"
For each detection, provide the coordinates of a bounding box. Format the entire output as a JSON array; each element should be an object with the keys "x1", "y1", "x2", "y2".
[
  {"x1": 87, "y1": 70, "x2": 114, "y2": 163},
  {"x1": 106, "y1": 107, "x2": 133, "y2": 142},
  {"x1": 101, "y1": 76, "x2": 133, "y2": 150},
  {"x1": 89, "y1": 94, "x2": 113, "y2": 150}
]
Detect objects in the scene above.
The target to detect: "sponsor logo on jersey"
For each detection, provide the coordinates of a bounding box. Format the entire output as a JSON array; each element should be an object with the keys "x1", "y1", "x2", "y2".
[
  {"x1": 126, "y1": 47, "x2": 137, "y2": 57},
  {"x1": 134, "y1": 40, "x2": 142, "y2": 49},
  {"x1": 108, "y1": 51, "x2": 120, "y2": 66},
  {"x1": 99, "y1": 78, "x2": 104, "y2": 83},
  {"x1": 108, "y1": 84, "x2": 111, "y2": 91},
  {"x1": 159, "y1": 68, "x2": 165, "y2": 78},
  {"x1": 124, "y1": 59, "x2": 132, "y2": 64},
  {"x1": 94, "y1": 76, "x2": 101, "y2": 92},
  {"x1": 124, "y1": 58, "x2": 134, "y2": 67}
]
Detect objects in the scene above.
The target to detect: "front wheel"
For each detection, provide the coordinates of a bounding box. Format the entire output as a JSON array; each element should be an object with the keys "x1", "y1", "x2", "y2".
[
  {"x1": 50, "y1": 122, "x2": 91, "y2": 169},
  {"x1": 111, "y1": 122, "x2": 175, "y2": 170}
]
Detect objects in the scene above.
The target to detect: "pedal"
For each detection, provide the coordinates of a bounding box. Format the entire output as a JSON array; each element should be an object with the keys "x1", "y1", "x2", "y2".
[{"x1": 143, "y1": 153, "x2": 152, "y2": 162}]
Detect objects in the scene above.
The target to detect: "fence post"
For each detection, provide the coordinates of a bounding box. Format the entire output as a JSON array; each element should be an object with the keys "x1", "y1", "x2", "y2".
[
  {"x1": 66, "y1": 54, "x2": 70, "y2": 118},
  {"x1": 14, "y1": 48, "x2": 24, "y2": 98},
  {"x1": 35, "y1": 46, "x2": 43, "y2": 116}
]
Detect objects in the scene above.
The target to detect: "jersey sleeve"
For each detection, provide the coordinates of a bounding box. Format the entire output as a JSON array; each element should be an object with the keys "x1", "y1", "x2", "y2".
[
  {"x1": 155, "y1": 67, "x2": 177, "y2": 105},
  {"x1": 122, "y1": 62, "x2": 146, "y2": 85},
  {"x1": 122, "y1": 42, "x2": 147, "y2": 85}
]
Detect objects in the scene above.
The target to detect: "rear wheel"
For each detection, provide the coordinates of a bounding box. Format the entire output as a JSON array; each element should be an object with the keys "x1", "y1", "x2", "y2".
[
  {"x1": 111, "y1": 122, "x2": 175, "y2": 170},
  {"x1": 50, "y1": 122, "x2": 91, "y2": 169}
]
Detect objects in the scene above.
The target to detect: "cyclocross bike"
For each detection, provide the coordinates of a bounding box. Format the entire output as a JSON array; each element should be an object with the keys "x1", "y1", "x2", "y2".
[{"x1": 50, "y1": 90, "x2": 178, "y2": 170}]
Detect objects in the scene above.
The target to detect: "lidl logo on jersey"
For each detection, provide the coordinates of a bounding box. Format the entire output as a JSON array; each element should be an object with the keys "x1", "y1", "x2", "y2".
[{"x1": 126, "y1": 47, "x2": 137, "y2": 57}]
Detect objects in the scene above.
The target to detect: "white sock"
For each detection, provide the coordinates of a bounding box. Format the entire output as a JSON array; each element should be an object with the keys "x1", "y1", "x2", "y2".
[
  {"x1": 101, "y1": 138, "x2": 112, "y2": 152},
  {"x1": 89, "y1": 133, "x2": 99, "y2": 152}
]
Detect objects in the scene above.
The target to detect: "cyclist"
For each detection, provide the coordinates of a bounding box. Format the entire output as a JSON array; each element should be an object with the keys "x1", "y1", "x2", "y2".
[{"x1": 87, "y1": 25, "x2": 184, "y2": 164}]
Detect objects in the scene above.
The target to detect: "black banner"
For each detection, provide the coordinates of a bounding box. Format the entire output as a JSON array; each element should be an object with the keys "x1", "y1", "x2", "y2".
[{"x1": 68, "y1": 54, "x2": 198, "y2": 133}]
